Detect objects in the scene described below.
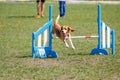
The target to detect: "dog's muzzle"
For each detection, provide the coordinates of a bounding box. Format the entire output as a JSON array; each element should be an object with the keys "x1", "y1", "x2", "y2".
[
  {"x1": 61, "y1": 29, "x2": 66, "y2": 34},
  {"x1": 61, "y1": 30, "x2": 67, "y2": 38}
]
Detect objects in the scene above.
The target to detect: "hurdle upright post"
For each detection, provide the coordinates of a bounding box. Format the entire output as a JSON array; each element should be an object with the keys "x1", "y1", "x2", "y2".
[
  {"x1": 111, "y1": 30, "x2": 115, "y2": 54},
  {"x1": 49, "y1": 5, "x2": 52, "y2": 49},
  {"x1": 97, "y1": 4, "x2": 102, "y2": 50}
]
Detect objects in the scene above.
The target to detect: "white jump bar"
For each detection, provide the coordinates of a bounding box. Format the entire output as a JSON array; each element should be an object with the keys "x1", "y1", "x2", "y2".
[{"x1": 66, "y1": 36, "x2": 98, "y2": 39}]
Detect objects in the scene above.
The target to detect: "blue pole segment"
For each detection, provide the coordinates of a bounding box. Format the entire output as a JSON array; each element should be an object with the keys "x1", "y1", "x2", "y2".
[
  {"x1": 98, "y1": 4, "x2": 101, "y2": 49},
  {"x1": 49, "y1": 5, "x2": 52, "y2": 21},
  {"x1": 32, "y1": 32, "x2": 35, "y2": 58},
  {"x1": 49, "y1": 5, "x2": 52, "y2": 49},
  {"x1": 111, "y1": 30, "x2": 115, "y2": 55},
  {"x1": 34, "y1": 21, "x2": 52, "y2": 39}
]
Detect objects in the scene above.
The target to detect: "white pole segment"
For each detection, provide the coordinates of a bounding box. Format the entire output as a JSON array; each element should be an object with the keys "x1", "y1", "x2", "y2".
[
  {"x1": 43, "y1": 29, "x2": 48, "y2": 46},
  {"x1": 107, "y1": 27, "x2": 111, "y2": 48},
  {"x1": 102, "y1": 22, "x2": 106, "y2": 48},
  {"x1": 38, "y1": 34, "x2": 42, "y2": 47}
]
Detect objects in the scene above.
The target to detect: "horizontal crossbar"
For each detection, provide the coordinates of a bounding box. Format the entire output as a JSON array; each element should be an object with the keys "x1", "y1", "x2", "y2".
[{"x1": 66, "y1": 36, "x2": 98, "y2": 39}]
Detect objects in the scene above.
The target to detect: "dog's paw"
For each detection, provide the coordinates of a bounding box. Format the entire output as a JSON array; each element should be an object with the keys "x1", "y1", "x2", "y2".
[
  {"x1": 72, "y1": 46, "x2": 75, "y2": 50},
  {"x1": 66, "y1": 45, "x2": 69, "y2": 48},
  {"x1": 65, "y1": 42, "x2": 69, "y2": 48}
]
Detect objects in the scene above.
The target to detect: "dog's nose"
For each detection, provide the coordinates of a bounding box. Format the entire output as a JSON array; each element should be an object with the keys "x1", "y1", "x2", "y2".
[{"x1": 61, "y1": 30, "x2": 64, "y2": 33}]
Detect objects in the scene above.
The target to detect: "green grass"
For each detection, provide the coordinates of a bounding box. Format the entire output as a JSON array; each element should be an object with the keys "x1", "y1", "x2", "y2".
[{"x1": 0, "y1": 1, "x2": 120, "y2": 80}]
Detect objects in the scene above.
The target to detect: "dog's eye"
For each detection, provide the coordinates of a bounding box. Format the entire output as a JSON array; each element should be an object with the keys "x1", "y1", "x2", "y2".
[{"x1": 65, "y1": 28, "x2": 67, "y2": 30}]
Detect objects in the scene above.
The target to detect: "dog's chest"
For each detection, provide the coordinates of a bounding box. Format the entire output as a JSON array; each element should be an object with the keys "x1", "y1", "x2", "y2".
[{"x1": 55, "y1": 29, "x2": 61, "y2": 37}]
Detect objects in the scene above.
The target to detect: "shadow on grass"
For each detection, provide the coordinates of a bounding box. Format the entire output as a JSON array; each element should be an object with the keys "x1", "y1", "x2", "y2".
[
  {"x1": 8, "y1": 15, "x2": 35, "y2": 18},
  {"x1": 16, "y1": 55, "x2": 32, "y2": 58},
  {"x1": 16, "y1": 55, "x2": 58, "y2": 59},
  {"x1": 68, "y1": 53, "x2": 90, "y2": 56}
]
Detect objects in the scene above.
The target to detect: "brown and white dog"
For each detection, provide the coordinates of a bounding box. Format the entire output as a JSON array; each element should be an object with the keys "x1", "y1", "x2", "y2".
[{"x1": 52, "y1": 15, "x2": 75, "y2": 49}]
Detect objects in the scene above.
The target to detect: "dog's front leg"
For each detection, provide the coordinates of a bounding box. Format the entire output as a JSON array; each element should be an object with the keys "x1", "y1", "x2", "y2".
[
  {"x1": 68, "y1": 37, "x2": 75, "y2": 49},
  {"x1": 64, "y1": 41, "x2": 69, "y2": 48}
]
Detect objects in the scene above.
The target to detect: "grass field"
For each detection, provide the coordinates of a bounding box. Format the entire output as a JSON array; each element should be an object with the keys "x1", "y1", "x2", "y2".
[{"x1": 0, "y1": 1, "x2": 120, "y2": 80}]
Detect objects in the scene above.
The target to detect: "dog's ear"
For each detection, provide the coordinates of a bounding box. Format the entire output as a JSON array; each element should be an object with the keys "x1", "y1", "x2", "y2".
[
  {"x1": 68, "y1": 27, "x2": 75, "y2": 32},
  {"x1": 61, "y1": 26, "x2": 63, "y2": 30}
]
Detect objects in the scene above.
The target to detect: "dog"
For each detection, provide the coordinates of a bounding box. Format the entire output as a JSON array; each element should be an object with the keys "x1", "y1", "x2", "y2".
[{"x1": 52, "y1": 15, "x2": 75, "y2": 49}]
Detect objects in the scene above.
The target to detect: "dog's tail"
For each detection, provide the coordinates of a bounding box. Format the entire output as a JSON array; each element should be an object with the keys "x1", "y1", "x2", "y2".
[{"x1": 55, "y1": 15, "x2": 60, "y2": 24}]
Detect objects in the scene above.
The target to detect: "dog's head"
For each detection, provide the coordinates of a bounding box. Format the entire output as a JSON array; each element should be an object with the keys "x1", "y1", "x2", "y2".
[{"x1": 61, "y1": 26, "x2": 74, "y2": 34}]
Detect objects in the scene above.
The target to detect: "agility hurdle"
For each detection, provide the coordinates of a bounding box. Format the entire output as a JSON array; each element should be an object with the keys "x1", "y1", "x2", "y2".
[
  {"x1": 32, "y1": 5, "x2": 58, "y2": 58},
  {"x1": 91, "y1": 4, "x2": 115, "y2": 55}
]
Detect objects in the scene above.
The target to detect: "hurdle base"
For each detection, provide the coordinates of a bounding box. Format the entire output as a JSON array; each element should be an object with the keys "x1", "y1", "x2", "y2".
[
  {"x1": 35, "y1": 49, "x2": 58, "y2": 58},
  {"x1": 91, "y1": 48, "x2": 109, "y2": 55},
  {"x1": 50, "y1": 51, "x2": 58, "y2": 58}
]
